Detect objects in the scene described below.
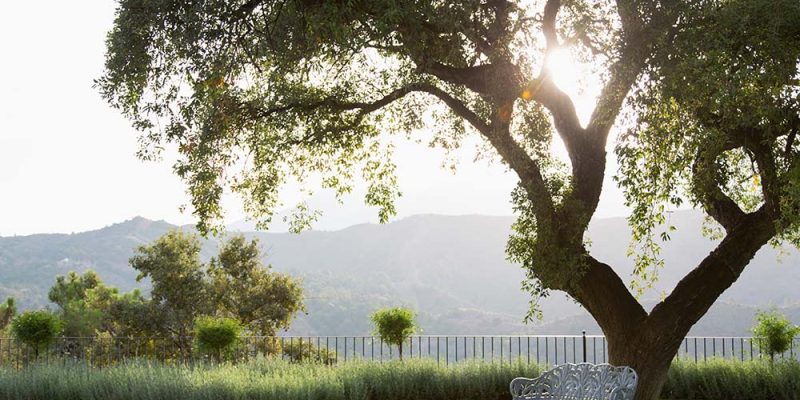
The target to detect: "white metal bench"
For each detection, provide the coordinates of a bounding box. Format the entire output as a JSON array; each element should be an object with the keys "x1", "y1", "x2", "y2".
[{"x1": 510, "y1": 363, "x2": 638, "y2": 400}]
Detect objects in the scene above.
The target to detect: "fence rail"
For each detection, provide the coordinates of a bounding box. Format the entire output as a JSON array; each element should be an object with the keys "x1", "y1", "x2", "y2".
[{"x1": 0, "y1": 334, "x2": 797, "y2": 366}]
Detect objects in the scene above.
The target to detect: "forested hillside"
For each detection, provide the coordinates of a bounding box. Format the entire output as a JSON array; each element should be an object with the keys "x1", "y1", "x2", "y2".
[{"x1": 1, "y1": 211, "x2": 797, "y2": 335}]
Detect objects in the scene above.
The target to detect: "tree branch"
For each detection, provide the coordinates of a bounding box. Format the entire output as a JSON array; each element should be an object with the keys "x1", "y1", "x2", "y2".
[
  {"x1": 585, "y1": 52, "x2": 644, "y2": 141},
  {"x1": 415, "y1": 87, "x2": 555, "y2": 219},
  {"x1": 412, "y1": 84, "x2": 491, "y2": 133},
  {"x1": 573, "y1": 256, "x2": 648, "y2": 336},
  {"x1": 542, "y1": 0, "x2": 561, "y2": 50},
  {"x1": 647, "y1": 207, "x2": 776, "y2": 337},
  {"x1": 417, "y1": 61, "x2": 522, "y2": 101},
  {"x1": 231, "y1": 0, "x2": 266, "y2": 21},
  {"x1": 615, "y1": 0, "x2": 645, "y2": 40},
  {"x1": 483, "y1": 0, "x2": 513, "y2": 58},
  {"x1": 784, "y1": 125, "x2": 797, "y2": 161},
  {"x1": 249, "y1": 83, "x2": 431, "y2": 121},
  {"x1": 529, "y1": 77, "x2": 584, "y2": 146},
  {"x1": 532, "y1": 0, "x2": 585, "y2": 141},
  {"x1": 748, "y1": 138, "x2": 781, "y2": 216},
  {"x1": 588, "y1": 0, "x2": 681, "y2": 143},
  {"x1": 691, "y1": 146, "x2": 747, "y2": 231},
  {"x1": 246, "y1": 82, "x2": 555, "y2": 218}
]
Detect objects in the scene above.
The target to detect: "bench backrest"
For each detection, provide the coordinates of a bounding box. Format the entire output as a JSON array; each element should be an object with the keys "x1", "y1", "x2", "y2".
[{"x1": 510, "y1": 363, "x2": 638, "y2": 400}]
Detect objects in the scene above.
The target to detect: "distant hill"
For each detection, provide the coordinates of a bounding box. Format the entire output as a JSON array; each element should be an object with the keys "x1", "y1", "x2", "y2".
[
  {"x1": 0, "y1": 217, "x2": 176, "y2": 309},
  {"x1": 0, "y1": 211, "x2": 798, "y2": 336}
]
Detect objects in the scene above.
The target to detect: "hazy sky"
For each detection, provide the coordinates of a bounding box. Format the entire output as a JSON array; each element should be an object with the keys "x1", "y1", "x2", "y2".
[{"x1": 0, "y1": 1, "x2": 631, "y2": 236}]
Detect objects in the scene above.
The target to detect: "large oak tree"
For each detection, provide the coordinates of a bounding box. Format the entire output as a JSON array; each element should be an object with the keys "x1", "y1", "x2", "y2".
[{"x1": 99, "y1": 0, "x2": 800, "y2": 397}]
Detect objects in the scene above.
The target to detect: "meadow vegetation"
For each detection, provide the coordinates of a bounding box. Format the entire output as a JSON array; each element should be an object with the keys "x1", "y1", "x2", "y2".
[
  {"x1": 662, "y1": 359, "x2": 800, "y2": 400},
  {"x1": 0, "y1": 358, "x2": 798, "y2": 400},
  {"x1": 0, "y1": 358, "x2": 539, "y2": 400}
]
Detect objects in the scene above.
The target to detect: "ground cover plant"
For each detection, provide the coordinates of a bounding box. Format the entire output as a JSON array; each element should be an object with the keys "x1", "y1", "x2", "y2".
[
  {"x1": 0, "y1": 358, "x2": 798, "y2": 400},
  {"x1": 662, "y1": 358, "x2": 800, "y2": 400},
  {"x1": 0, "y1": 358, "x2": 540, "y2": 400}
]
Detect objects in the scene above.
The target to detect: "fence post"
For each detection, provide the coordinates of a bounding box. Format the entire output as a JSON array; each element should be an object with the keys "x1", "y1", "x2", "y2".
[{"x1": 582, "y1": 331, "x2": 587, "y2": 363}]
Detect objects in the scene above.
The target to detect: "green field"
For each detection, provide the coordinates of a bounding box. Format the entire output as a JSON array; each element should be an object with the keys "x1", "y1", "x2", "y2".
[{"x1": 0, "y1": 358, "x2": 797, "y2": 400}]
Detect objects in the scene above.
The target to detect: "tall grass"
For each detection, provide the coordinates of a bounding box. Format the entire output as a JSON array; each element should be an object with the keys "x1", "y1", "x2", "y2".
[
  {"x1": 1, "y1": 358, "x2": 798, "y2": 400},
  {"x1": 663, "y1": 358, "x2": 800, "y2": 400},
  {"x1": 0, "y1": 358, "x2": 540, "y2": 400}
]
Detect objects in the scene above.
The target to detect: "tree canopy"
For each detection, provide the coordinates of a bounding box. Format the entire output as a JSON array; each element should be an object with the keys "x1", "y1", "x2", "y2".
[
  {"x1": 209, "y1": 235, "x2": 304, "y2": 335},
  {"x1": 371, "y1": 307, "x2": 416, "y2": 360},
  {"x1": 130, "y1": 230, "x2": 211, "y2": 339},
  {"x1": 49, "y1": 270, "x2": 120, "y2": 337},
  {"x1": 100, "y1": 0, "x2": 800, "y2": 397},
  {"x1": 10, "y1": 310, "x2": 62, "y2": 357},
  {"x1": 129, "y1": 231, "x2": 304, "y2": 339},
  {"x1": 37, "y1": 234, "x2": 303, "y2": 347},
  {"x1": 752, "y1": 310, "x2": 800, "y2": 364}
]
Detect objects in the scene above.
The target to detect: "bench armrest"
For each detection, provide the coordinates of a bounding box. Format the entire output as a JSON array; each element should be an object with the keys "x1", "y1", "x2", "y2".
[
  {"x1": 608, "y1": 386, "x2": 636, "y2": 400},
  {"x1": 510, "y1": 376, "x2": 549, "y2": 399}
]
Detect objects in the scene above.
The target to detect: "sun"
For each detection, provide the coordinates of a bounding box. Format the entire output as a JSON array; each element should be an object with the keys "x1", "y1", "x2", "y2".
[
  {"x1": 541, "y1": 47, "x2": 602, "y2": 127},
  {"x1": 545, "y1": 48, "x2": 582, "y2": 97}
]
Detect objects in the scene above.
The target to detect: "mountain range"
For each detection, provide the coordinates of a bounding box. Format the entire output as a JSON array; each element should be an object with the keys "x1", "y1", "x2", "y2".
[{"x1": 0, "y1": 210, "x2": 798, "y2": 336}]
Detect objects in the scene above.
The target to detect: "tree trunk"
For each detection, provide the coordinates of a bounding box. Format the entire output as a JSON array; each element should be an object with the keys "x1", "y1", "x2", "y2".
[
  {"x1": 605, "y1": 331, "x2": 684, "y2": 400},
  {"x1": 567, "y1": 215, "x2": 777, "y2": 400},
  {"x1": 627, "y1": 358, "x2": 670, "y2": 400}
]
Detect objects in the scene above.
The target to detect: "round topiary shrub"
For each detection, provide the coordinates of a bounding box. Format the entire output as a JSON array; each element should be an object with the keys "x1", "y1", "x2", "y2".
[
  {"x1": 371, "y1": 307, "x2": 416, "y2": 360},
  {"x1": 193, "y1": 316, "x2": 242, "y2": 362},
  {"x1": 752, "y1": 310, "x2": 800, "y2": 364},
  {"x1": 10, "y1": 310, "x2": 63, "y2": 357}
]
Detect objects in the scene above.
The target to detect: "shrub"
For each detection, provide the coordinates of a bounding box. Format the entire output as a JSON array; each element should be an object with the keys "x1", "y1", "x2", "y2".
[
  {"x1": 10, "y1": 310, "x2": 62, "y2": 357},
  {"x1": 281, "y1": 340, "x2": 337, "y2": 364},
  {"x1": 663, "y1": 358, "x2": 800, "y2": 400},
  {"x1": 253, "y1": 337, "x2": 283, "y2": 357},
  {"x1": 193, "y1": 316, "x2": 242, "y2": 362},
  {"x1": 752, "y1": 310, "x2": 800, "y2": 363},
  {"x1": 371, "y1": 307, "x2": 416, "y2": 360}
]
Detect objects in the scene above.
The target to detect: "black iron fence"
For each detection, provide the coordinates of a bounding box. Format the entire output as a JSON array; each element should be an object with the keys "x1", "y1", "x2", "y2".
[{"x1": 0, "y1": 334, "x2": 797, "y2": 367}]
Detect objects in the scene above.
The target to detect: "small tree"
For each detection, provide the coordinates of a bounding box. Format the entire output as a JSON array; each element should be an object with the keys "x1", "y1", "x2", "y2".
[
  {"x1": 10, "y1": 310, "x2": 62, "y2": 358},
  {"x1": 752, "y1": 310, "x2": 800, "y2": 364},
  {"x1": 193, "y1": 316, "x2": 242, "y2": 362},
  {"x1": 48, "y1": 270, "x2": 120, "y2": 337},
  {"x1": 371, "y1": 307, "x2": 416, "y2": 360}
]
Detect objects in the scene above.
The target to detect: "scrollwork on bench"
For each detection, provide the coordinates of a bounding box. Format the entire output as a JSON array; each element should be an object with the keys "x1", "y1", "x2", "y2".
[{"x1": 510, "y1": 363, "x2": 638, "y2": 400}]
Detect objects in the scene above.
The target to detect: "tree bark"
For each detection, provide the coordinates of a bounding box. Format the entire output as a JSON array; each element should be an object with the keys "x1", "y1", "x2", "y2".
[
  {"x1": 581, "y1": 212, "x2": 777, "y2": 400},
  {"x1": 571, "y1": 258, "x2": 675, "y2": 399},
  {"x1": 609, "y1": 338, "x2": 677, "y2": 400}
]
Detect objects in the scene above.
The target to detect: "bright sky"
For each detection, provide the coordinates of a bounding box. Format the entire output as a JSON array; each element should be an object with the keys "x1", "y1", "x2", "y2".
[{"x1": 0, "y1": 1, "x2": 630, "y2": 236}]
